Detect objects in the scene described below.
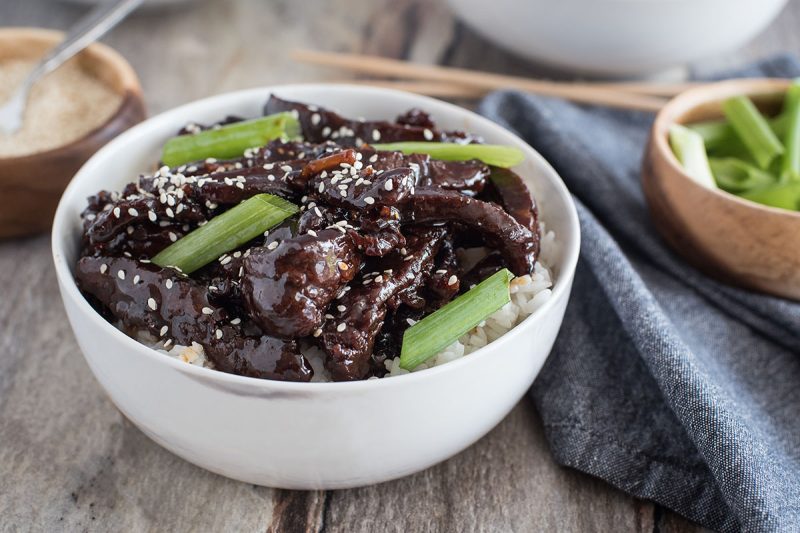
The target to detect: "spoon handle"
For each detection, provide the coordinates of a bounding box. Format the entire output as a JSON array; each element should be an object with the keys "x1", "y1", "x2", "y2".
[{"x1": 24, "y1": 0, "x2": 143, "y2": 89}]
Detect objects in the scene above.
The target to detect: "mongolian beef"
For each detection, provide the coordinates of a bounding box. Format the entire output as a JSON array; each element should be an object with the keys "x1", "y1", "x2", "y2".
[{"x1": 74, "y1": 96, "x2": 556, "y2": 382}]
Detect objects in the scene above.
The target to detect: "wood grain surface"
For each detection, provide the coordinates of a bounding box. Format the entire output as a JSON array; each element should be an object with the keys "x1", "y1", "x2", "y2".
[{"x1": 3, "y1": 0, "x2": 800, "y2": 531}]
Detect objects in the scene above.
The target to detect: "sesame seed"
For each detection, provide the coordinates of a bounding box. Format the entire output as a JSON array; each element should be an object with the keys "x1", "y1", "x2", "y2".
[
  {"x1": 168, "y1": 232, "x2": 177, "y2": 242},
  {"x1": 165, "y1": 279, "x2": 173, "y2": 289},
  {"x1": 147, "y1": 298, "x2": 157, "y2": 310},
  {"x1": 148, "y1": 210, "x2": 157, "y2": 222},
  {"x1": 313, "y1": 328, "x2": 322, "y2": 337},
  {"x1": 337, "y1": 262, "x2": 349, "y2": 271},
  {"x1": 314, "y1": 207, "x2": 322, "y2": 217},
  {"x1": 117, "y1": 270, "x2": 125, "y2": 280},
  {"x1": 369, "y1": 153, "x2": 378, "y2": 163},
  {"x1": 363, "y1": 196, "x2": 375, "y2": 205},
  {"x1": 384, "y1": 180, "x2": 393, "y2": 191},
  {"x1": 339, "y1": 190, "x2": 347, "y2": 197},
  {"x1": 128, "y1": 208, "x2": 139, "y2": 217},
  {"x1": 113, "y1": 207, "x2": 121, "y2": 218},
  {"x1": 308, "y1": 230, "x2": 317, "y2": 237},
  {"x1": 448, "y1": 275, "x2": 458, "y2": 286},
  {"x1": 423, "y1": 128, "x2": 434, "y2": 140},
  {"x1": 215, "y1": 329, "x2": 223, "y2": 339},
  {"x1": 311, "y1": 113, "x2": 321, "y2": 125},
  {"x1": 159, "y1": 325, "x2": 168, "y2": 337},
  {"x1": 164, "y1": 339, "x2": 173, "y2": 348},
  {"x1": 318, "y1": 182, "x2": 325, "y2": 193},
  {"x1": 322, "y1": 126, "x2": 331, "y2": 137},
  {"x1": 375, "y1": 275, "x2": 383, "y2": 283},
  {"x1": 133, "y1": 275, "x2": 140, "y2": 284},
  {"x1": 202, "y1": 307, "x2": 213, "y2": 315},
  {"x1": 166, "y1": 207, "x2": 174, "y2": 218},
  {"x1": 436, "y1": 269, "x2": 447, "y2": 275},
  {"x1": 337, "y1": 323, "x2": 346, "y2": 332},
  {"x1": 220, "y1": 255, "x2": 232, "y2": 265},
  {"x1": 100, "y1": 264, "x2": 108, "y2": 274},
  {"x1": 337, "y1": 305, "x2": 346, "y2": 312},
  {"x1": 372, "y1": 129, "x2": 381, "y2": 141},
  {"x1": 281, "y1": 165, "x2": 293, "y2": 173},
  {"x1": 267, "y1": 241, "x2": 279, "y2": 250},
  {"x1": 230, "y1": 318, "x2": 242, "y2": 325}
]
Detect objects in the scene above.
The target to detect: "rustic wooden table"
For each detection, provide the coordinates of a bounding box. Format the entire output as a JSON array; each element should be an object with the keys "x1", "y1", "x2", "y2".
[{"x1": 3, "y1": 1, "x2": 799, "y2": 531}]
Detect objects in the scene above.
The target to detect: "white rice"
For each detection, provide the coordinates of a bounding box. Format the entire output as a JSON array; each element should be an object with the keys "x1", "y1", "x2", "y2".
[{"x1": 139, "y1": 225, "x2": 559, "y2": 381}]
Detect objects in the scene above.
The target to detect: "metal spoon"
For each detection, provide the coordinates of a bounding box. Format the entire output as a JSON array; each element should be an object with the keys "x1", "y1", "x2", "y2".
[{"x1": 0, "y1": 0, "x2": 143, "y2": 135}]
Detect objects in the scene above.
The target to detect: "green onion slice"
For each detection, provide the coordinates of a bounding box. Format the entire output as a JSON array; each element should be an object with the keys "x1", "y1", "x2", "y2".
[
  {"x1": 161, "y1": 112, "x2": 301, "y2": 167},
  {"x1": 399, "y1": 268, "x2": 513, "y2": 371},
  {"x1": 152, "y1": 194, "x2": 298, "y2": 274},
  {"x1": 722, "y1": 96, "x2": 784, "y2": 169},
  {"x1": 689, "y1": 114, "x2": 788, "y2": 153},
  {"x1": 669, "y1": 124, "x2": 716, "y2": 189},
  {"x1": 780, "y1": 80, "x2": 800, "y2": 182},
  {"x1": 372, "y1": 142, "x2": 525, "y2": 168},
  {"x1": 709, "y1": 157, "x2": 776, "y2": 193},
  {"x1": 738, "y1": 182, "x2": 800, "y2": 211}
]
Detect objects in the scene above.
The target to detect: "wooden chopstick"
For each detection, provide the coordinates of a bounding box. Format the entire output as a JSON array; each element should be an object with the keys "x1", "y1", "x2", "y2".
[
  {"x1": 293, "y1": 49, "x2": 676, "y2": 112},
  {"x1": 337, "y1": 79, "x2": 488, "y2": 99}
]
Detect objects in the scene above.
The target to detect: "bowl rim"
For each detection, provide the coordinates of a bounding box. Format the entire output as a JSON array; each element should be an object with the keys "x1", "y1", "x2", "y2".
[
  {"x1": 0, "y1": 27, "x2": 144, "y2": 164},
  {"x1": 652, "y1": 77, "x2": 800, "y2": 220},
  {"x1": 51, "y1": 83, "x2": 581, "y2": 392}
]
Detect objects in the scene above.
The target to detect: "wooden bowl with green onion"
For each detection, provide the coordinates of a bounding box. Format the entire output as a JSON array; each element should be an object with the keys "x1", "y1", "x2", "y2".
[{"x1": 642, "y1": 78, "x2": 800, "y2": 300}]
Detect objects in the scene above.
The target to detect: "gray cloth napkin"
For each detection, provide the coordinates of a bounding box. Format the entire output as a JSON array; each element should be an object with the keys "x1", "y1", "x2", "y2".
[{"x1": 479, "y1": 56, "x2": 800, "y2": 532}]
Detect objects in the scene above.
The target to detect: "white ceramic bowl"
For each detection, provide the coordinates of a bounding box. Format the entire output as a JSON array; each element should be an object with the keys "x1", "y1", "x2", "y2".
[
  {"x1": 52, "y1": 85, "x2": 580, "y2": 489},
  {"x1": 447, "y1": 0, "x2": 788, "y2": 76}
]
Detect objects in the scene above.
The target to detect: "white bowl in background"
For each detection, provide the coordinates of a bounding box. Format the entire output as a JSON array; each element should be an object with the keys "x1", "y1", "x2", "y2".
[
  {"x1": 51, "y1": 84, "x2": 580, "y2": 489},
  {"x1": 447, "y1": 0, "x2": 788, "y2": 76}
]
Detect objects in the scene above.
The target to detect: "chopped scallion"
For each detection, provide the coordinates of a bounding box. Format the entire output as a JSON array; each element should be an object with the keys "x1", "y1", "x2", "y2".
[
  {"x1": 152, "y1": 194, "x2": 298, "y2": 274},
  {"x1": 780, "y1": 80, "x2": 800, "y2": 182},
  {"x1": 161, "y1": 112, "x2": 301, "y2": 167},
  {"x1": 738, "y1": 182, "x2": 800, "y2": 210},
  {"x1": 722, "y1": 96, "x2": 784, "y2": 169},
  {"x1": 709, "y1": 157, "x2": 776, "y2": 193},
  {"x1": 668, "y1": 124, "x2": 716, "y2": 189},
  {"x1": 399, "y1": 268, "x2": 512, "y2": 371},
  {"x1": 372, "y1": 142, "x2": 524, "y2": 168}
]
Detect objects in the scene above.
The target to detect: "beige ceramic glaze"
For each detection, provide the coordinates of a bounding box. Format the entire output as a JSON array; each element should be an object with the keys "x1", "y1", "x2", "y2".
[
  {"x1": 642, "y1": 78, "x2": 800, "y2": 300},
  {"x1": 0, "y1": 28, "x2": 146, "y2": 239}
]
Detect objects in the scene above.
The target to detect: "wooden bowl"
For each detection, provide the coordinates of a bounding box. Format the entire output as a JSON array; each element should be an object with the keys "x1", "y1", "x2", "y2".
[
  {"x1": 0, "y1": 28, "x2": 146, "y2": 239},
  {"x1": 642, "y1": 78, "x2": 800, "y2": 300}
]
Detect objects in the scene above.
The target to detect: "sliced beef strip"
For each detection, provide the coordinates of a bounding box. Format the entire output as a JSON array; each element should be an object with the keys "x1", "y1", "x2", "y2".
[
  {"x1": 264, "y1": 95, "x2": 476, "y2": 146},
  {"x1": 423, "y1": 235, "x2": 461, "y2": 303},
  {"x1": 346, "y1": 215, "x2": 406, "y2": 257},
  {"x1": 307, "y1": 165, "x2": 417, "y2": 212},
  {"x1": 395, "y1": 108, "x2": 436, "y2": 129},
  {"x1": 320, "y1": 227, "x2": 446, "y2": 381},
  {"x1": 240, "y1": 229, "x2": 361, "y2": 339},
  {"x1": 85, "y1": 195, "x2": 206, "y2": 245},
  {"x1": 402, "y1": 188, "x2": 539, "y2": 276},
  {"x1": 75, "y1": 256, "x2": 312, "y2": 382},
  {"x1": 483, "y1": 168, "x2": 538, "y2": 231},
  {"x1": 177, "y1": 115, "x2": 245, "y2": 135}
]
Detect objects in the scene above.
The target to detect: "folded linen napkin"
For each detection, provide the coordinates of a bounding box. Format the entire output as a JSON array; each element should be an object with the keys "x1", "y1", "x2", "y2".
[{"x1": 479, "y1": 56, "x2": 800, "y2": 532}]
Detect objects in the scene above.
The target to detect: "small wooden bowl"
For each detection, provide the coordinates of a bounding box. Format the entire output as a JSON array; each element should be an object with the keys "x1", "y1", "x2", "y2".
[
  {"x1": 642, "y1": 78, "x2": 800, "y2": 300},
  {"x1": 0, "y1": 28, "x2": 146, "y2": 239}
]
